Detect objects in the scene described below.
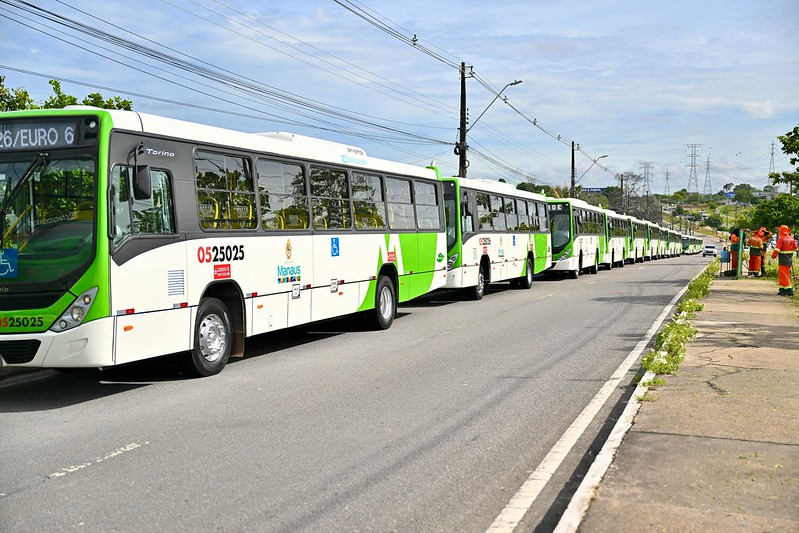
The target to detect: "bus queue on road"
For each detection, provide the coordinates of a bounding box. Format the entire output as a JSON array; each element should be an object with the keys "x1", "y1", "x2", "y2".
[{"x1": 0, "y1": 107, "x2": 704, "y2": 377}]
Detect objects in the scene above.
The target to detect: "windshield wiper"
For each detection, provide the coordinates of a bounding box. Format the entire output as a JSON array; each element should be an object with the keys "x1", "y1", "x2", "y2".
[{"x1": 1, "y1": 152, "x2": 49, "y2": 239}]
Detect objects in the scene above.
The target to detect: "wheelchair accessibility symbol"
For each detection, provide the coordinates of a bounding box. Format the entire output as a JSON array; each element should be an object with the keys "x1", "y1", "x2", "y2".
[
  {"x1": 331, "y1": 237, "x2": 340, "y2": 257},
  {"x1": 0, "y1": 248, "x2": 18, "y2": 278}
]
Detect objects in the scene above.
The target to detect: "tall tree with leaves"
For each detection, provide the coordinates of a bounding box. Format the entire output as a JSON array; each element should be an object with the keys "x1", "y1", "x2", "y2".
[{"x1": 769, "y1": 124, "x2": 799, "y2": 195}]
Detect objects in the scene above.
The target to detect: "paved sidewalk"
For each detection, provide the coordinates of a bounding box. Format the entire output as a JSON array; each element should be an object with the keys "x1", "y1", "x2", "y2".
[{"x1": 578, "y1": 277, "x2": 799, "y2": 531}]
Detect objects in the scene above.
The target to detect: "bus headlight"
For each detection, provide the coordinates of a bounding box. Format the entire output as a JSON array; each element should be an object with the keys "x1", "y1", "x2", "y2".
[
  {"x1": 447, "y1": 254, "x2": 458, "y2": 270},
  {"x1": 559, "y1": 249, "x2": 571, "y2": 260},
  {"x1": 50, "y1": 287, "x2": 98, "y2": 332}
]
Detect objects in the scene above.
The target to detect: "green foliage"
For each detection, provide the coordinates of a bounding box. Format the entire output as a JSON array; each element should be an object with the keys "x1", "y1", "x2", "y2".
[
  {"x1": 0, "y1": 75, "x2": 132, "y2": 110},
  {"x1": 642, "y1": 262, "x2": 717, "y2": 375},
  {"x1": 676, "y1": 298, "x2": 704, "y2": 318},
  {"x1": 0, "y1": 75, "x2": 35, "y2": 111},
  {"x1": 704, "y1": 213, "x2": 724, "y2": 230},
  {"x1": 769, "y1": 125, "x2": 799, "y2": 194},
  {"x1": 746, "y1": 194, "x2": 799, "y2": 233}
]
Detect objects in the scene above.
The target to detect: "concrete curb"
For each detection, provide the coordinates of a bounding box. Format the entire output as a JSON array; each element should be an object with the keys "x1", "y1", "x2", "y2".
[{"x1": 553, "y1": 370, "x2": 656, "y2": 532}]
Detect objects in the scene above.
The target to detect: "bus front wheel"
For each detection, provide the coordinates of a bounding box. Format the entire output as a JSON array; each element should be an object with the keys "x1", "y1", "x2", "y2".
[
  {"x1": 185, "y1": 297, "x2": 232, "y2": 377},
  {"x1": 369, "y1": 275, "x2": 396, "y2": 330},
  {"x1": 468, "y1": 265, "x2": 487, "y2": 300}
]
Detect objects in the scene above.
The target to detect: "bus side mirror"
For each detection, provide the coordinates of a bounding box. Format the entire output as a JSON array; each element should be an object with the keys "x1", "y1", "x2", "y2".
[{"x1": 133, "y1": 165, "x2": 152, "y2": 200}]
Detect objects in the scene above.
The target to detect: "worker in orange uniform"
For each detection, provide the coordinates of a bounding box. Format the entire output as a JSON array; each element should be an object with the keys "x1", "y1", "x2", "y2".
[
  {"x1": 747, "y1": 230, "x2": 763, "y2": 276},
  {"x1": 772, "y1": 225, "x2": 797, "y2": 296},
  {"x1": 729, "y1": 230, "x2": 740, "y2": 272},
  {"x1": 760, "y1": 227, "x2": 772, "y2": 277}
]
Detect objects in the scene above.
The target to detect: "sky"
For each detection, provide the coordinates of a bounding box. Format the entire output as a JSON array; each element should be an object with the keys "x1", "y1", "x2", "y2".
[{"x1": 1, "y1": 0, "x2": 797, "y2": 194}]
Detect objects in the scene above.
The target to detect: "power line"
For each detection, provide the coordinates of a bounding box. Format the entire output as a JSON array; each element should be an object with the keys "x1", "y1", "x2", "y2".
[{"x1": 2, "y1": 1, "x2": 452, "y2": 147}]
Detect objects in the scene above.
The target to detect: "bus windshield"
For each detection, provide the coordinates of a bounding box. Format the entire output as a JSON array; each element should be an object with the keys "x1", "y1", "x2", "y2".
[
  {"x1": 549, "y1": 207, "x2": 571, "y2": 254},
  {"x1": 1, "y1": 156, "x2": 97, "y2": 288}
]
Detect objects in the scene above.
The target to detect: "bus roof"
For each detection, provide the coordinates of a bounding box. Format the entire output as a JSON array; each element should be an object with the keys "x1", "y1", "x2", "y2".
[
  {"x1": 444, "y1": 176, "x2": 547, "y2": 201},
  {"x1": 4, "y1": 107, "x2": 438, "y2": 180}
]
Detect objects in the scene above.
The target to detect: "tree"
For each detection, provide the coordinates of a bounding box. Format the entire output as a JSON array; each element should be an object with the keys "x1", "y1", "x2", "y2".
[
  {"x1": 0, "y1": 76, "x2": 132, "y2": 110},
  {"x1": 734, "y1": 183, "x2": 756, "y2": 205},
  {"x1": 704, "y1": 214, "x2": 724, "y2": 231},
  {"x1": 0, "y1": 75, "x2": 35, "y2": 111},
  {"x1": 769, "y1": 124, "x2": 799, "y2": 195},
  {"x1": 746, "y1": 194, "x2": 799, "y2": 232}
]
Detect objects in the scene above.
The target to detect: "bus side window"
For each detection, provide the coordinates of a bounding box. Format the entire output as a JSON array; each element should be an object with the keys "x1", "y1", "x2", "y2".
[
  {"x1": 112, "y1": 166, "x2": 175, "y2": 245},
  {"x1": 527, "y1": 201, "x2": 539, "y2": 232},
  {"x1": 352, "y1": 172, "x2": 386, "y2": 230},
  {"x1": 385, "y1": 177, "x2": 414, "y2": 230},
  {"x1": 414, "y1": 180, "x2": 440, "y2": 230},
  {"x1": 310, "y1": 166, "x2": 351, "y2": 230},
  {"x1": 517, "y1": 199, "x2": 529, "y2": 231},
  {"x1": 257, "y1": 158, "x2": 309, "y2": 230},
  {"x1": 461, "y1": 189, "x2": 474, "y2": 233},
  {"x1": 195, "y1": 151, "x2": 256, "y2": 230},
  {"x1": 476, "y1": 192, "x2": 492, "y2": 231},
  {"x1": 505, "y1": 197, "x2": 518, "y2": 231},
  {"x1": 538, "y1": 202, "x2": 549, "y2": 232},
  {"x1": 111, "y1": 165, "x2": 132, "y2": 246},
  {"x1": 132, "y1": 169, "x2": 176, "y2": 235}
]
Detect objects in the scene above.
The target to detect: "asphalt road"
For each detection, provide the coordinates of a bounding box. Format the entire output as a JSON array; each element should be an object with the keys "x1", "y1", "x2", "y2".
[{"x1": 0, "y1": 254, "x2": 709, "y2": 532}]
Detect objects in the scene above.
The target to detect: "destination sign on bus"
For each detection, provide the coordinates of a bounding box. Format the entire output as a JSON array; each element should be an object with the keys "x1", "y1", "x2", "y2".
[{"x1": 0, "y1": 119, "x2": 82, "y2": 152}]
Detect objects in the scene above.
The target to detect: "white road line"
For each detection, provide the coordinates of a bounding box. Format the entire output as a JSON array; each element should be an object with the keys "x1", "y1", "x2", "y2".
[
  {"x1": 553, "y1": 370, "x2": 656, "y2": 533},
  {"x1": 48, "y1": 441, "x2": 149, "y2": 479},
  {"x1": 486, "y1": 287, "x2": 687, "y2": 532}
]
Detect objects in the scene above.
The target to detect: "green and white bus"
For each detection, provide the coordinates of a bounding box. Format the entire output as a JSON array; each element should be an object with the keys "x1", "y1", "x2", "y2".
[
  {"x1": 0, "y1": 108, "x2": 447, "y2": 376},
  {"x1": 666, "y1": 229, "x2": 682, "y2": 257},
  {"x1": 440, "y1": 176, "x2": 551, "y2": 299},
  {"x1": 682, "y1": 234, "x2": 701, "y2": 254},
  {"x1": 627, "y1": 215, "x2": 648, "y2": 264},
  {"x1": 548, "y1": 197, "x2": 605, "y2": 278},
  {"x1": 645, "y1": 221, "x2": 662, "y2": 260},
  {"x1": 602, "y1": 208, "x2": 628, "y2": 269}
]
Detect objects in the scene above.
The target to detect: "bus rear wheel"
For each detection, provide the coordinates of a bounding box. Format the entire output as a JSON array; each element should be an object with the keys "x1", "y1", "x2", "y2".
[
  {"x1": 184, "y1": 297, "x2": 232, "y2": 377},
  {"x1": 517, "y1": 257, "x2": 534, "y2": 289},
  {"x1": 369, "y1": 275, "x2": 396, "y2": 330}
]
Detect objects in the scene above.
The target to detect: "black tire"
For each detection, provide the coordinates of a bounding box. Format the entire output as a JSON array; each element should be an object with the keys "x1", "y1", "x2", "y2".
[
  {"x1": 468, "y1": 265, "x2": 487, "y2": 300},
  {"x1": 369, "y1": 275, "x2": 396, "y2": 330},
  {"x1": 570, "y1": 255, "x2": 582, "y2": 279},
  {"x1": 184, "y1": 297, "x2": 232, "y2": 377},
  {"x1": 590, "y1": 252, "x2": 599, "y2": 274},
  {"x1": 517, "y1": 257, "x2": 534, "y2": 289}
]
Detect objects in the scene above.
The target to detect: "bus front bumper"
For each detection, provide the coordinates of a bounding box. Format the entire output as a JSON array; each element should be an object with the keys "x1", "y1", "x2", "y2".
[{"x1": 0, "y1": 317, "x2": 115, "y2": 368}]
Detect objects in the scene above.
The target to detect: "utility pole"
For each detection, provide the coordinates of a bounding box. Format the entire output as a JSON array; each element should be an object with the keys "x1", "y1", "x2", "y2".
[
  {"x1": 641, "y1": 162, "x2": 653, "y2": 220},
  {"x1": 570, "y1": 141, "x2": 577, "y2": 197},
  {"x1": 457, "y1": 62, "x2": 469, "y2": 177}
]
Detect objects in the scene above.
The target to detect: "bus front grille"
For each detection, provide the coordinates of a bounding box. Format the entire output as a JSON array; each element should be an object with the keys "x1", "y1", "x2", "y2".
[{"x1": 0, "y1": 340, "x2": 41, "y2": 364}]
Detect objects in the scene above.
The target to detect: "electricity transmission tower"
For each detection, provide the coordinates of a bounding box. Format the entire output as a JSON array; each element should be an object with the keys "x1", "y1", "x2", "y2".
[
  {"x1": 769, "y1": 141, "x2": 778, "y2": 194},
  {"x1": 663, "y1": 168, "x2": 671, "y2": 196},
  {"x1": 685, "y1": 144, "x2": 702, "y2": 194},
  {"x1": 703, "y1": 156, "x2": 712, "y2": 196}
]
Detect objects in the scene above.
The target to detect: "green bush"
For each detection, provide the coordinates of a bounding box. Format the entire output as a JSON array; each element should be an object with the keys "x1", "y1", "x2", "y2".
[{"x1": 642, "y1": 262, "x2": 715, "y2": 375}]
